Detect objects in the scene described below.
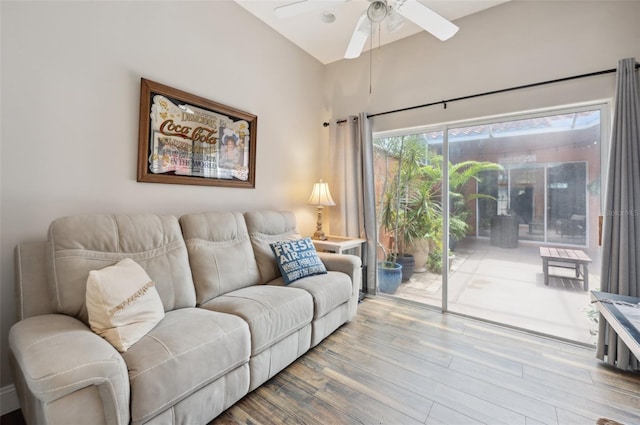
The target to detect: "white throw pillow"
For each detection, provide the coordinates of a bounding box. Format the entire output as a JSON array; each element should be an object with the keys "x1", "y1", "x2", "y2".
[{"x1": 86, "y1": 258, "x2": 165, "y2": 352}]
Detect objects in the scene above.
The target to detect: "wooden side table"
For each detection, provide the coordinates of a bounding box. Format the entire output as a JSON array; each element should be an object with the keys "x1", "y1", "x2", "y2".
[{"x1": 311, "y1": 236, "x2": 366, "y2": 256}]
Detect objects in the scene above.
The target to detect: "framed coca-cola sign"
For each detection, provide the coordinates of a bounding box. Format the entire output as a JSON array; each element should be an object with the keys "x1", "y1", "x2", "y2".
[{"x1": 137, "y1": 78, "x2": 257, "y2": 188}]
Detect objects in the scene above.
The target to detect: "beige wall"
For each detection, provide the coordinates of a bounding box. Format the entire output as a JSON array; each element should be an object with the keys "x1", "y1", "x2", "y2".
[
  {"x1": 0, "y1": 0, "x2": 325, "y2": 398},
  {"x1": 323, "y1": 0, "x2": 640, "y2": 135}
]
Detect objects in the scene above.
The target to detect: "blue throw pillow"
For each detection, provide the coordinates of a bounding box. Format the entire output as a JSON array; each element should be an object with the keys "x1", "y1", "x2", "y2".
[{"x1": 270, "y1": 237, "x2": 327, "y2": 284}]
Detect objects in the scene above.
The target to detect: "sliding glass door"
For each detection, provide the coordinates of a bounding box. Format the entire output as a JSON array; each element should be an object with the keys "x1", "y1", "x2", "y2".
[
  {"x1": 374, "y1": 104, "x2": 606, "y2": 344},
  {"x1": 477, "y1": 163, "x2": 588, "y2": 245}
]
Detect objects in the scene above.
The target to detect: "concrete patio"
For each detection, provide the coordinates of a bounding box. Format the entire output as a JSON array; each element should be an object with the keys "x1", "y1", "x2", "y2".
[{"x1": 391, "y1": 237, "x2": 602, "y2": 345}]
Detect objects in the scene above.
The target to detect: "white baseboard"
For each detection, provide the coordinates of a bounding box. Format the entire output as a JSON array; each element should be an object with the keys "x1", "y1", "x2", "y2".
[{"x1": 1, "y1": 384, "x2": 20, "y2": 416}]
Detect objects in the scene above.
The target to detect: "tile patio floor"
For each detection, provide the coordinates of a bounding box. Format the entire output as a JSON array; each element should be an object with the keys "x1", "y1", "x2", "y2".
[{"x1": 391, "y1": 237, "x2": 602, "y2": 345}]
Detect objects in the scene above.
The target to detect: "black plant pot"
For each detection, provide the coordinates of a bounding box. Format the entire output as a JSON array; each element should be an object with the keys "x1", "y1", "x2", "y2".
[{"x1": 397, "y1": 254, "x2": 415, "y2": 282}]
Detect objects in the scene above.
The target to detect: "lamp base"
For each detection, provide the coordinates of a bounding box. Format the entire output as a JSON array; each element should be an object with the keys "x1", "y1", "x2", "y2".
[
  {"x1": 312, "y1": 231, "x2": 328, "y2": 241},
  {"x1": 312, "y1": 206, "x2": 328, "y2": 241}
]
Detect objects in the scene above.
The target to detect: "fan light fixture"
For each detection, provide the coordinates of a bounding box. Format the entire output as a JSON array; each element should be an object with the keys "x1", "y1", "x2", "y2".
[
  {"x1": 385, "y1": 9, "x2": 405, "y2": 32},
  {"x1": 273, "y1": 0, "x2": 459, "y2": 60},
  {"x1": 367, "y1": 0, "x2": 388, "y2": 22}
]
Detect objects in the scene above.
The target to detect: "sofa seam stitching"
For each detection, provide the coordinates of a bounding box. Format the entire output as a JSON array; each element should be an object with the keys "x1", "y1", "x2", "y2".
[
  {"x1": 25, "y1": 359, "x2": 122, "y2": 383},
  {"x1": 129, "y1": 322, "x2": 247, "y2": 380},
  {"x1": 130, "y1": 334, "x2": 249, "y2": 422},
  {"x1": 22, "y1": 330, "x2": 89, "y2": 352}
]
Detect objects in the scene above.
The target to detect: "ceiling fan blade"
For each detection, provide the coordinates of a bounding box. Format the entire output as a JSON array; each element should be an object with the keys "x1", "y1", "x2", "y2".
[
  {"x1": 344, "y1": 12, "x2": 371, "y2": 59},
  {"x1": 394, "y1": 0, "x2": 458, "y2": 41},
  {"x1": 274, "y1": 0, "x2": 349, "y2": 19}
]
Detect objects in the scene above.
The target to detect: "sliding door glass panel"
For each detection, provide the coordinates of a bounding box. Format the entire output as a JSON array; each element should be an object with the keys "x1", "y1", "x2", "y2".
[
  {"x1": 510, "y1": 165, "x2": 546, "y2": 242},
  {"x1": 446, "y1": 109, "x2": 602, "y2": 344},
  {"x1": 373, "y1": 131, "x2": 443, "y2": 309},
  {"x1": 547, "y1": 162, "x2": 588, "y2": 245},
  {"x1": 373, "y1": 106, "x2": 604, "y2": 344}
]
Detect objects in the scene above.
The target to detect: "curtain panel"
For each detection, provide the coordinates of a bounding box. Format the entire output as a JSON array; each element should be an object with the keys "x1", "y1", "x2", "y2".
[
  {"x1": 328, "y1": 113, "x2": 377, "y2": 294},
  {"x1": 597, "y1": 57, "x2": 640, "y2": 371}
]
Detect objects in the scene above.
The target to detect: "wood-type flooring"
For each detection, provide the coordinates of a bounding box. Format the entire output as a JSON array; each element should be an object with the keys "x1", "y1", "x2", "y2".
[
  {"x1": 3, "y1": 297, "x2": 639, "y2": 425},
  {"x1": 212, "y1": 296, "x2": 640, "y2": 425}
]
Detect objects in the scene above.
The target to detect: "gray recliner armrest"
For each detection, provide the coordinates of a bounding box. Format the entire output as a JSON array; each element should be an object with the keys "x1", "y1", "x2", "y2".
[
  {"x1": 317, "y1": 252, "x2": 362, "y2": 290},
  {"x1": 9, "y1": 314, "x2": 130, "y2": 425}
]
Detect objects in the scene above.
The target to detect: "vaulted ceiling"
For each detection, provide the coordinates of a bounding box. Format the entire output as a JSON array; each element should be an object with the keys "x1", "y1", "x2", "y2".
[{"x1": 234, "y1": 0, "x2": 511, "y2": 64}]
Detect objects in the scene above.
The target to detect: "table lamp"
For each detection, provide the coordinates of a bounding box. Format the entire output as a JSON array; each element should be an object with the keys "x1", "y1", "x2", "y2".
[{"x1": 307, "y1": 179, "x2": 336, "y2": 240}]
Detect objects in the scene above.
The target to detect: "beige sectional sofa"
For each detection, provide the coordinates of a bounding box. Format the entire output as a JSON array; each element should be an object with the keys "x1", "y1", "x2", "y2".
[{"x1": 9, "y1": 210, "x2": 361, "y2": 425}]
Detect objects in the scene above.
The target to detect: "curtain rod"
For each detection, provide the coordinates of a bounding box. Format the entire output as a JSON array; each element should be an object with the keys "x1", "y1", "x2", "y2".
[{"x1": 322, "y1": 62, "x2": 640, "y2": 127}]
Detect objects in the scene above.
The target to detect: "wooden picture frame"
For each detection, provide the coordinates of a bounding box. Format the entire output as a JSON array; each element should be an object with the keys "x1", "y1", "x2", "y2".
[{"x1": 137, "y1": 78, "x2": 257, "y2": 188}]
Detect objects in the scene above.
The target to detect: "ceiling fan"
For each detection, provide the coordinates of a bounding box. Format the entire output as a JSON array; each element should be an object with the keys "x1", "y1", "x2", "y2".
[{"x1": 274, "y1": 0, "x2": 459, "y2": 59}]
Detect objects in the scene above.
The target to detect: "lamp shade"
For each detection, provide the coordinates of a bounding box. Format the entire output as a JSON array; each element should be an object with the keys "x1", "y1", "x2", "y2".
[{"x1": 307, "y1": 179, "x2": 336, "y2": 206}]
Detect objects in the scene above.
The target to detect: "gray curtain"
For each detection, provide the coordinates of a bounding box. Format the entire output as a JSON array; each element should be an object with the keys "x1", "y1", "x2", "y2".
[
  {"x1": 328, "y1": 113, "x2": 377, "y2": 294},
  {"x1": 597, "y1": 57, "x2": 640, "y2": 371}
]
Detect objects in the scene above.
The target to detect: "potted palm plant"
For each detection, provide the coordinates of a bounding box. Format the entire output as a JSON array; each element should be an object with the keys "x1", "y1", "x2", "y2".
[
  {"x1": 423, "y1": 156, "x2": 503, "y2": 272},
  {"x1": 378, "y1": 139, "x2": 428, "y2": 281},
  {"x1": 375, "y1": 135, "x2": 502, "y2": 275}
]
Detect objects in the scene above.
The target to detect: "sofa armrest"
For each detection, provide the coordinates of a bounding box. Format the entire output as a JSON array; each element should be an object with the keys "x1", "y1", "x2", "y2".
[
  {"x1": 9, "y1": 314, "x2": 130, "y2": 425},
  {"x1": 317, "y1": 252, "x2": 362, "y2": 294}
]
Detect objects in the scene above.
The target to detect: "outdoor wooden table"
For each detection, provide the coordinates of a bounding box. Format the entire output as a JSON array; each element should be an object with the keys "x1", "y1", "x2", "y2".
[{"x1": 539, "y1": 247, "x2": 592, "y2": 291}]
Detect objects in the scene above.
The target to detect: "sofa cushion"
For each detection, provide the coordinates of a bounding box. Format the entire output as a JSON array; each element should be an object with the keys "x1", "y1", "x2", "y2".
[
  {"x1": 179, "y1": 212, "x2": 261, "y2": 304},
  {"x1": 47, "y1": 214, "x2": 196, "y2": 324},
  {"x1": 270, "y1": 237, "x2": 327, "y2": 284},
  {"x1": 244, "y1": 210, "x2": 300, "y2": 283},
  {"x1": 200, "y1": 285, "x2": 313, "y2": 355},
  {"x1": 122, "y1": 308, "x2": 250, "y2": 425},
  {"x1": 287, "y1": 271, "x2": 352, "y2": 319},
  {"x1": 86, "y1": 258, "x2": 165, "y2": 352}
]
